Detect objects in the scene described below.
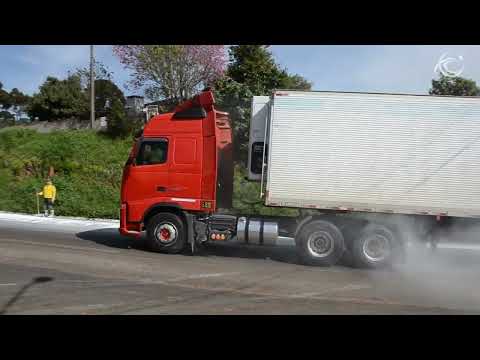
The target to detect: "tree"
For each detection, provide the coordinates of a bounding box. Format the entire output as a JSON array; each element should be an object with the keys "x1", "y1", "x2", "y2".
[
  {"x1": 226, "y1": 45, "x2": 281, "y2": 94},
  {"x1": 71, "y1": 60, "x2": 114, "y2": 89},
  {"x1": 214, "y1": 77, "x2": 254, "y2": 163},
  {"x1": 278, "y1": 73, "x2": 313, "y2": 91},
  {"x1": 214, "y1": 45, "x2": 312, "y2": 164},
  {"x1": 70, "y1": 62, "x2": 125, "y2": 117},
  {"x1": 0, "y1": 82, "x2": 11, "y2": 109},
  {"x1": 429, "y1": 74, "x2": 480, "y2": 96},
  {"x1": 105, "y1": 97, "x2": 132, "y2": 138},
  {"x1": 93, "y1": 79, "x2": 126, "y2": 118},
  {"x1": 112, "y1": 45, "x2": 227, "y2": 105},
  {"x1": 9, "y1": 88, "x2": 30, "y2": 107},
  {"x1": 27, "y1": 75, "x2": 89, "y2": 121},
  {"x1": 227, "y1": 45, "x2": 312, "y2": 95}
]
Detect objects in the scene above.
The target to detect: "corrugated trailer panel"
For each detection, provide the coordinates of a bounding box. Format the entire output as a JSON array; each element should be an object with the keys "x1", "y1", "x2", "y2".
[{"x1": 265, "y1": 91, "x2": 480, "y2": 218}]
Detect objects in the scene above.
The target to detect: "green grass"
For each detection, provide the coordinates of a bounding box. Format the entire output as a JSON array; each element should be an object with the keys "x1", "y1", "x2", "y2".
[{"x1": 0, "y1": 127, "x2": 298, "y2": 219}]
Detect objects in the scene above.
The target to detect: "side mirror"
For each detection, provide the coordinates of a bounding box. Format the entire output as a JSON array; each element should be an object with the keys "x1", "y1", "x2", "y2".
[{"x1": 125, "y1": 157, "x2": 137, "y2": 167}]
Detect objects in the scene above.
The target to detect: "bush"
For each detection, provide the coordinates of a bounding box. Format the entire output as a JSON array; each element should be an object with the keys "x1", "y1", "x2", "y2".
[
  {"x1": 106, "y1": 98, "x2": 135, "y2": 138},
  {"x1": 0, "y1": 111, "x2": 15, "y2": 129}
]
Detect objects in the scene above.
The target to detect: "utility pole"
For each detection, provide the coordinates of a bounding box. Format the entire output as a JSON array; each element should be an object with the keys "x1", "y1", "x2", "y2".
[{"x1": 90, "y1": 45, "x2": 95, "y2": 129}]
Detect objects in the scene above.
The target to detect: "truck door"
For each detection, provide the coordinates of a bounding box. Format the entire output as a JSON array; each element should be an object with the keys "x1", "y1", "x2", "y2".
[
  {"x1": 124, "y1": 137, "x2": 171, "y2": 221},
  {"x1": 169, "y1": 136, "x2": 202, "y2": 200}
]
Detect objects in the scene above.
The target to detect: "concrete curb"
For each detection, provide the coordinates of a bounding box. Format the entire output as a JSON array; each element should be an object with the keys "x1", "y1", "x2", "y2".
[{"x1": 0, "y1": 210, "x2": 119, "y2": 223}]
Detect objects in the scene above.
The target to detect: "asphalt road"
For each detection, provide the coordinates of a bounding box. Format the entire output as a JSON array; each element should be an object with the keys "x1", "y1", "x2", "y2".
[{"x1": 1, "y1": 212, "x2": 480, "y2": 314}]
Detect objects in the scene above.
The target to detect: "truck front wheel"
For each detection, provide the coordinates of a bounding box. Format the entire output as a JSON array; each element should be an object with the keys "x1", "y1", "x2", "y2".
[
  {"x1": 351, "y1": 224, "x2": 397, "y2": 269},
  {"x1": 146, "y1": 212, "x2": 187, "y2": 254},
  {"x1": 296, "y1": 220, "x2": 345, "y2": 266}
]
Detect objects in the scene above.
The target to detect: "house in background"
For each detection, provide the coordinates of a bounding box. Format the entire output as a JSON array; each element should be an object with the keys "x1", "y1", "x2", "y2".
[
  {"x1": 142, "y1": 99, "x2": 173, "y2": 122},
  {"x1": 5, "y1": 105, "x2": 31, "y2": 123},
  {"x1": 125, "y1": 96, "x2": 176, "y2": 123},
  {"x1": 15, "y1": 105, "x2": 31, "y2": 123},
  {"x1": 125, "y1": 95, "x2": 144, "y2": 117}
]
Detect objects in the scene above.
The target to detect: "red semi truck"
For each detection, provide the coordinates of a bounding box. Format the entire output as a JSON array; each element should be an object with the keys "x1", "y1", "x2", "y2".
[{"x1": 120, "y1": 89, "x2": 480, "y2": 268}]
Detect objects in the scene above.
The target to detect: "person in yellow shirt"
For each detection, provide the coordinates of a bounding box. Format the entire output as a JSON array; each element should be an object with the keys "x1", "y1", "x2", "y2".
[{"x1": 37, "y1": 179, "x2": 56, "y2": 217}]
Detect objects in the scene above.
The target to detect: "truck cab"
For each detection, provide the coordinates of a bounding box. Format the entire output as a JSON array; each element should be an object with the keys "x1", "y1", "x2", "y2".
[{"x1": 119, "y1": 90, "x2": 233, "y2": 239}]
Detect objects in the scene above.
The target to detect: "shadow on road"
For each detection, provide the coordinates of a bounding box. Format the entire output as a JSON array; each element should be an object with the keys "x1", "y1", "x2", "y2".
[
  {"x1": 76, "y1": 228, "x2": 147, "y2": 250},
  {"x1": 75, "y1": 228, "x2": 301, "y2": 265},
  {"x1": 199, "y1": 243, "x2": 300, "y2": 264}
]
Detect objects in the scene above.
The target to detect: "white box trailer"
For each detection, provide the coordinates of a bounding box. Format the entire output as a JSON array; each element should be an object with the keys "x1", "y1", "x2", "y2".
[{"x1": 249, "y1": 90, "x2": 480, "y2": 219}]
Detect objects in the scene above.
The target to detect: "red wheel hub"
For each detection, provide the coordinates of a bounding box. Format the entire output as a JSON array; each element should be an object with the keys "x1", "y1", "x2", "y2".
[{"x1": 160, "y1": 228, "x2": 171, "y2": 240}]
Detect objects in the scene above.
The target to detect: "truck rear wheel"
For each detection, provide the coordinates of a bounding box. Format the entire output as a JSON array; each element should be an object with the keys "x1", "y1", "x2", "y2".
[
  {"x1": 146, "y1": 212, "x2": 187, "y2": 254},
  {"x1": 296, "y1": 220, "x2": 345, "y2": 266},
  {"x1": 351, "y1": 224, "x2": 396, "y2": 269}
]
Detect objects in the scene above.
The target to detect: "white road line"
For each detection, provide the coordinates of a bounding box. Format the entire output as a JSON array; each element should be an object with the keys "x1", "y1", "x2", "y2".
[{"x1": 0, "y1": 283, "x2": 17, "y2": 286}]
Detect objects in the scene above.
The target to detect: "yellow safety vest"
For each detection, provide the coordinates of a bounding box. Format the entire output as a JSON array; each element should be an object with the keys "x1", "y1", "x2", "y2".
[{"x1": 39, "y1": 184, "x2": 56, "y2": 200}]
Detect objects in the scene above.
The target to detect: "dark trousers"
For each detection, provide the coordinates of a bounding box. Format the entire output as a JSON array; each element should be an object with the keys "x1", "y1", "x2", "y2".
[{"x1": 43, "y1": 198, "x2": 54, "y2": 211}]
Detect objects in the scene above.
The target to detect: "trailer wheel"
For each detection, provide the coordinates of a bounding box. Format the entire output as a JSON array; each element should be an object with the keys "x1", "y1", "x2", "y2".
[
  {"x1": 296, "y1": 220, "x2": 345, "y2": 266},
  {"x1": 146, "y1": 212, "x2": 187, "y2": 254},
  {"x1": 352, "y1": 224, "x2": 396, "y2": 269}
]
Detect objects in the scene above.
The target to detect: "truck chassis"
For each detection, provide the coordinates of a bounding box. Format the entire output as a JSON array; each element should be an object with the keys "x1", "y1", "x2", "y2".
[{"x1": 139, "y1": 206, "x2": 444, "y2": 269}]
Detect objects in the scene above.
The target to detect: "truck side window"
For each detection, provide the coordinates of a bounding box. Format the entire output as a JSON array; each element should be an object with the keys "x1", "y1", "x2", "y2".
[
  {"x1": 251, "y1": 142, "x2": 267, "y2": 174},
  {"x1": 136, "y1": 140, "x2": 168, "y2": 165}
]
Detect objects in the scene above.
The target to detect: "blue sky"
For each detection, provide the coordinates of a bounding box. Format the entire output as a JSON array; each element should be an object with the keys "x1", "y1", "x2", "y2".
[{"x1": 1, "y1": 45, "x2": 480, "y2": 97}]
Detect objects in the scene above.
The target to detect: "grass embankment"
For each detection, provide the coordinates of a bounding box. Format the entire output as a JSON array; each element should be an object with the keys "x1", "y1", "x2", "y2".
[
  {"x1": 0, "y1": 128, "x2": 131, "y2": 218},
  {"x1": 0, "y1": 128, "x2": 297, "y2": 219}
]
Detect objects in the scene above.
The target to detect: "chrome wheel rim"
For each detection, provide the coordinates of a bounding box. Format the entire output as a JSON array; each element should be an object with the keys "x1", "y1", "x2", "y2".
[
  {"x1": 362, "y1": 234, "x2": 391, "y2": 262},
  {"x1": 155, "y1": 222, "x2": 178, "y2": 246},
  {"x1": 307, "y1": 231, "x2": 335, "y2": 258}
]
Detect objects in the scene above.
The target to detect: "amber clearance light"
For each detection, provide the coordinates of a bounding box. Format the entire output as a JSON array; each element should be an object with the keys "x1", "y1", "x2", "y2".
[{"x1": 201, "y1": 201, "x2": 212, "y2": 209}]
